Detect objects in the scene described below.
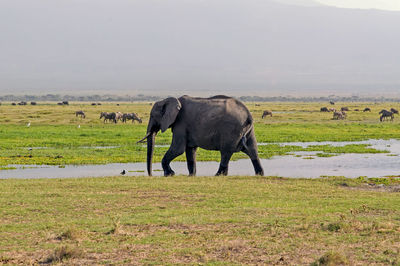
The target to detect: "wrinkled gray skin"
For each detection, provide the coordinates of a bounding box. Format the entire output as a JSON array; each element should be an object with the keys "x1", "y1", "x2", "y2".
[{"x1": 138, "y1": 95, "x2": 264, "y2": 177}]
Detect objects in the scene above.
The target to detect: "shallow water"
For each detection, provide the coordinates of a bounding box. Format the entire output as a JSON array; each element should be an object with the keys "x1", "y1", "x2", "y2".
[{"x1": 2, "y1": 139, "x2": 400, "y2": 179}]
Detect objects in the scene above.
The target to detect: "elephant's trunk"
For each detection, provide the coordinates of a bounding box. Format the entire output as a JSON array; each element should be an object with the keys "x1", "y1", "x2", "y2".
[{"x1": 146, "y1": 132, "x2": 155, "y2": 176}]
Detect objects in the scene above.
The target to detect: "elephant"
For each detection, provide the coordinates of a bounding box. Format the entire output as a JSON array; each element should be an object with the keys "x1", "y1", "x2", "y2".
[
  {"x1": 100, "y1": 112, "x2": 117, "y2": 123},
  {"x1": 137, "y1": 95, "x2": 264, "y2": 177},
  {"x1": 122, "y1": 113, "x2": 142, "y2": 123},
  {"x1": 30, "y1": 102, "x2": 37, "y2": 105},
  {"x1": 363, "y1": 107, "x2": 371, "y2": 112},
  {"x1": 390, "y1": 108, "x2": 399, "y2": 114},
  {"x1": 379, "y1": 110, "x2": 394, "y2": 122},
  {"x1": 261, "y1": 110, "x2": 272, "y2": 118},
  {"x1": 75, "y1": 110, "x2": 86, "y2": 118},
  {"x1": 320, "y1": 107, "x2": 329, "y2": 112}
]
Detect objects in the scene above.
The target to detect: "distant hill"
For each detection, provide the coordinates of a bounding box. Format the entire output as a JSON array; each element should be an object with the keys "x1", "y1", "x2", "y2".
[{"x1": 0, "y1": 0, "x2": 399, "y2": 96}]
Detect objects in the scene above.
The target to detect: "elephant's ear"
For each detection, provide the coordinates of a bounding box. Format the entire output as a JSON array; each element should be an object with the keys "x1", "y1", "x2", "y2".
[{"x1": 160, "y1": 97, "x2": 182, "y2": 133}]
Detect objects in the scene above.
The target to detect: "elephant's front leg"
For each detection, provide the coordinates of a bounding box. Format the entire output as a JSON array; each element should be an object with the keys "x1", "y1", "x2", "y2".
[
  {"x1": 161, "y1": 134, "x2": 186, "y2": 176},
  {"x1": 216, "y1": 151, "x2": 233, "y2": 176},
  {"x1": 185, "y1": 147, "x2": 197, "y2": 176}
]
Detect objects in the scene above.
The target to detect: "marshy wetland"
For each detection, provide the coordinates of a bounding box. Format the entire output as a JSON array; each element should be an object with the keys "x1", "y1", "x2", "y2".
[{"x1": 1, "y1": 101, "x2": 400, "y2": 264}]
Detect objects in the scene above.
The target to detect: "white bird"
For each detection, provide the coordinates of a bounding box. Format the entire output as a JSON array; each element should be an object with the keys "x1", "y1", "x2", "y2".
[
  {"x1": 27, "y1": 122, "x2": 31, "y2": 127},
  {"x1": 78, "y1": 125, "x2": 80, "y2": 128}
]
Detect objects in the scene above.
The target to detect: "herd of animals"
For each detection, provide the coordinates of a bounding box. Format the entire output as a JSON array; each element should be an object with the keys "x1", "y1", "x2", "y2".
[
  {"x1": 261, "y1": 105, "x2": 398, "y2": 122},
  {"x1": 75, "y1": 110, "x2": 142, "y2": 124}
]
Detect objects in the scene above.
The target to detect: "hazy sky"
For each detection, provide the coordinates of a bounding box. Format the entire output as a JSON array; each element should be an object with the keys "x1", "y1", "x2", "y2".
[
  {"x1": 316, "y1": 0, "x2": 400, "y2": 11},
  {"x1": 1, "y1": 0, "x2": 400, "y2": 96}
]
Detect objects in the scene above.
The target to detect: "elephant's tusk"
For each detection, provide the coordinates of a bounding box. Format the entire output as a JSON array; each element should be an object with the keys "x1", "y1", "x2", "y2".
[{"x1": 137, "y1": 132, "x2": 151, "y2": 144}]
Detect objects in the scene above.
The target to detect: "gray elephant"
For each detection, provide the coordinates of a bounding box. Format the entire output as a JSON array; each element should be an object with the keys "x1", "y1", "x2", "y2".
[{"x1": 137, "y1": 95, "x2": 264, "y2": 177}]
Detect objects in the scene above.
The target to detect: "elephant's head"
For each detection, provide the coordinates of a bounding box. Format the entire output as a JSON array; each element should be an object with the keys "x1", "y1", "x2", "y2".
[{"x1": 137, "y1": 97, "x2": 181, "y2": 176}]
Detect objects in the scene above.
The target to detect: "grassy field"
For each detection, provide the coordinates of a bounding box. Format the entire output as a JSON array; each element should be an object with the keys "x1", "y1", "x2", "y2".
[
  {"x1": 0, "y1": 176, "x2": 399, "y2": 265},
  {"x1": 1, "y1": 101, "x2": 400, "y2": 264},
  {"x1": 1, "y1": 101, "x2": 400, "y2": 166}
]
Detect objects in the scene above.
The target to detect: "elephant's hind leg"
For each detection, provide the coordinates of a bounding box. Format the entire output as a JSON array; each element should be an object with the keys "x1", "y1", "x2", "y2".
[
  {"x1": 216, "y1": 151, "x2": 233, "y2": 176},
  {"x1": 241, "y1": 132, "x2": 264, "y2": 176},
  {"x1": 185, "y1": 147, "x2": 197, "y2": 176}
]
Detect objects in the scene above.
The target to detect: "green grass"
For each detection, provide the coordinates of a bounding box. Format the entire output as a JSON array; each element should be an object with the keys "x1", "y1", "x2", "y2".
[
  {"x1": 1, "y1": 101, "x2": 399, "y2": 166},
  {"x1": 0, "y1": 176, "x2": 399, "y2": 264}
]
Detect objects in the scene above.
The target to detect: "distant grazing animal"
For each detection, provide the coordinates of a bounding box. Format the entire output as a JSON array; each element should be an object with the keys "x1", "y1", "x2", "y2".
[
  {"x1": 75, "y1": 110, "x2": 86, "y2": 118},
  {"x1": 363, "y1": 108, "x2": 371, "y2": 112},
  {"x1": 122, "y1": 113, "x2": 142, "y2": 123},
  {"x1": 100, "y1": 112, "x2": 117, "y2": 123},
  {"x1": 30, "y1": 102, "x2": 37, "y2": 105},
  {"x1": 330, "y1": 101, "x2": 335, "y2": 105},
  {"x1": 320, "y1": 107, "x2": 329, "y2": 112},
  {"x1": 62, "y1": 101, "x2": 69, "y2": 105},
  {"x1": 333, "y1": 111, "x2": 346, "y2": 120},
  {"x1": 115, "y1": 112, "x2": 123, "y2": 121},
  {"x1": 11, "y1": 103, "x2": 16, "y2": 106},
  {"x1": 91, "y1": 103, "x2": 97, "y2": 106},
  {"x1": 354, "y1": 109, "x2": 359, "y2": 111},
  {"x1": 390, "y1": 108, "x2": 399, "y2": 114},
  {"x1": 379, "y1": 110, "x2": 394, "y2": 122},
  {"x1": 57, "y1": 102, "x2": 63, "y2": 105},
  {"x1": 262, "y1": 110, "x2": 273, "y2": 118},
  {"x1": 97, "y1": 103, "x2": 102, "y2": 105},
  {"x1": 341, "y1": 107, "x2": 349, "y2": 112},
  {"x1": 18, "y1": 101, "x2": 27, "y2": 106},
  {"x1": 329, "y1": 108, "x2": 336, "y2": 112}
]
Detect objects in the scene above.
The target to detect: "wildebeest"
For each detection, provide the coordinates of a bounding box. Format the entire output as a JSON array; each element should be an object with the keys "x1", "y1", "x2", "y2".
[
  {"x1": 100, "y1": 112, "x2": 117, "y2": 123},
  {"x1": 57, "y1": 102, "x2": 63, "y2": 105},
  {"x1": 11, "y1": 102, "x2": 16, "y2": 106},
  {"x1": 379, "y1": 110, "x2": 394, "y2": 122},
  {"x1": 18, "y1": 101, "x2": 27, "y2": 105},
  {"x1": 333, "y1": 111, "x2": 346, "y2": 120},
  {"x1": 122, "y1": 113, "x2": 142, "y2": 123},
  {"x1": 91, "y1": 103, "x2": 97, "y2": 106},
  {"x1": 330, "y1": 101, "x2": 335, "y2": 105},
  {"x1": 97, "y1": 103, "x2": 102, "y2": 105},
  {"x1": 30, "y1": 101, "x2": 37, "y2": 105},
  {"x1": 354, "y1": 109, "x2": 359, "y2": 111},
  {"x1": 341, "y1": 107, "x2": 349, "y2": 112},
  {"x1": 262, "y1": 110, "x2": 273, "y2": 118},
  {"x1": 363, "y1": 107, "x2": 371, "y2": 112},
  {"x1": 390, "y1": 108, "x2": 399, "y2": 114},
  {"x1": 75, "y1": 110, "x2": 86, "y2": 118},
  {"x1": 320, "y1": 107, "x2": 329, "y2": 112},
  {"x1": 62, "y1": 101, "x2": 69, "y2": 105}
]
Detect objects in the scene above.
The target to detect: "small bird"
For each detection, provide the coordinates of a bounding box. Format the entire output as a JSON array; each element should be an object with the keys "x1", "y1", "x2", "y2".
[
  {"x1": 120, "y1": 170, "x2": 126, "y2": 175},
  {"x1": 27, "y1": 122, "x2": 31, "y2": 127}
]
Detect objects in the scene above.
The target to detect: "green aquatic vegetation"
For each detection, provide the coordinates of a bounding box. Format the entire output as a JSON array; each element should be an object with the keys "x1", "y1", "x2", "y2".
[{"x1": 1, "y1": 102, "x2": 399, "y2": 166}]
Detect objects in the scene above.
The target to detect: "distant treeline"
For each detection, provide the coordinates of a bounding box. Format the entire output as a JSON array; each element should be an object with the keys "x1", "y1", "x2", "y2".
[{"x1": 0, "y1": 94, "x2": 399, "y2": 103}]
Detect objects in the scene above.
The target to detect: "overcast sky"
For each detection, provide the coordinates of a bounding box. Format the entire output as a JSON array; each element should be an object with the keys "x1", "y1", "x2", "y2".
[
  {"x1": 1, "y1": 0, "x2": 400, "y2": 96},
  {"x1": 317, "y1": 0, "x2": 400, "y2": 11}
]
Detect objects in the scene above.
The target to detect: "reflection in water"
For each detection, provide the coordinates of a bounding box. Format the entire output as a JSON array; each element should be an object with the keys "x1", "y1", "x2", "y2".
[{"x1": 1, "y1": 139, "x2": 400, "y2": 179}]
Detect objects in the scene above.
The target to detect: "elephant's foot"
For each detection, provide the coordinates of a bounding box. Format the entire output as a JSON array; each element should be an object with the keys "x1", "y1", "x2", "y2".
[
  {"x1": 215, "y1": 165, "x2": 228, "y2": 176},
  {"x1": 251, "y1": 159, "x2": 264, "y2": 176},
  {"x1": 164, "y1": 169, "x2": 175, "y2": 177}
]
